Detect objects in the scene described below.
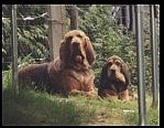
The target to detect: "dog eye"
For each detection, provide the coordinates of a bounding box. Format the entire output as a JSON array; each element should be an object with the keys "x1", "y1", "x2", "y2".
[
  {"x1": 115, "y1": 61, "x2": 121, "y2": 66},
  {"x1": 67, "y1": 36, "x2": 72, "y2": 40},
  {"x1": 108, "y1": 62, "x2": 112, "y2": 66},
  {"x1": 77, "y1": 34, "x2": 82, "y2": 38}
]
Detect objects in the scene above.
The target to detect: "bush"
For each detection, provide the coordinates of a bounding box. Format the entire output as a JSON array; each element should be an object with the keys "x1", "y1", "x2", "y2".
[
  {"x1": 2, "y1": 5, "x2": 49, "y2": 70},
  {"x1": 79, "y1": 5, "x2": 137, "y2": 87},
  {"x1": 2, "y1": 5, "x2": 159, "y2": 94}
]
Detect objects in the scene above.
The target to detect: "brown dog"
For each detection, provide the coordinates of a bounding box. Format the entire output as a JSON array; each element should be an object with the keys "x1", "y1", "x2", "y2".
[
  {"x1": 98, "y1": 55, "x2": 131, "y2": 101},
  {"x1": 18, "y1": 30, "x2": 97, "y2": 98}
]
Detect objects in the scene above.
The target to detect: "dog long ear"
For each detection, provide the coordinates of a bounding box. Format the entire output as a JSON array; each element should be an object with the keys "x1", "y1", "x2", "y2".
[
  {"x1": 59, "y1": 38, "x2": 70, "y2": 63},
  {"x1": 121, "y1": 62, "x2": 130, "y2": 86},
  {"x1": 98, "y1": 62, "x2": 108, "y2": 88},
  {"x1": 85, "y1": 36, "x2": 96, "y2": 65}
]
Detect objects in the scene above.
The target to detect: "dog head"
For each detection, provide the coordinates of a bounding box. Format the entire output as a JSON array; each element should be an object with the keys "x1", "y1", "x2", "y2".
[
  {"x1": 104, "y1": 55, "x2": 130, "y2": 85},
  {"x1": 60, "y1": 30, "x2": 96, "y2": 69}
]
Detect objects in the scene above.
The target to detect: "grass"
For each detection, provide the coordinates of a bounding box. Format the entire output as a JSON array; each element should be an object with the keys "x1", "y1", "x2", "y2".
[
  {"x1": 2, "y1": 87, "x2": 159, "y2": 126},
  {"x1": 2, "y1": 71, "x2": 159, "y2": 126}
]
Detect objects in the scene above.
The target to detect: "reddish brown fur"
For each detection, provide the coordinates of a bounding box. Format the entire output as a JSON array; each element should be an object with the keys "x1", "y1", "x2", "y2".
[
  {"x1": 18, "y1": 30, "x2": 97, "y2": 98},
  {"x1": 98, "y1": 55, "x2": 131, "y2": 101}
]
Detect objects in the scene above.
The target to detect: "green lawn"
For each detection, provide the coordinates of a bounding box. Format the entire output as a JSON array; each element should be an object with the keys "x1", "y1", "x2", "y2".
[{"x1": 2, "y1": 86, "x2": 159, "y2": 126}]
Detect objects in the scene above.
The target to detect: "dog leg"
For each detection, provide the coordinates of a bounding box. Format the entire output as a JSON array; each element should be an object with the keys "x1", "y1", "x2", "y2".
[
  {"x1": 118, "y1": 89, "x2": 130, "y2": 101},
  {"x1": 69, "y1": 89, "x2": 98, "y2": 99}
]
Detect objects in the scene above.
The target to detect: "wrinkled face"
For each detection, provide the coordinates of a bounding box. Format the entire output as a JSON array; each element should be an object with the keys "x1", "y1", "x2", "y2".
[
  {"x1": 60, "y1": 30, "x2": 95, "y2": 69},
  {"x1": 104, "y1": 55, "x2": 129, "y2": 85},
  {"x1": 107, "y1": 58, "x2": 122, "y2": 78},
  {"x1": 65, "y1": 30, "x2": 88, "y2": 64}
]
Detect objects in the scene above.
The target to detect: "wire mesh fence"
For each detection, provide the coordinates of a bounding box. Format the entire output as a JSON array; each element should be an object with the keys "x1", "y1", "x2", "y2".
[{"x1": 2, "y1": 4, "x2": 160, "y2": 126}]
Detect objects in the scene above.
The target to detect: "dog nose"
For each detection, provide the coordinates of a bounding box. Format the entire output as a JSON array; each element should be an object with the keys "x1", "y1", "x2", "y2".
[
  {"x1": 110, "y1": 65, "x2": 117, "y2": 72},
  {"x1": 111, "y1": 68, "x2": 116, "y2": 73},
  {"x1": 73, "y1": 42, "x2": 80, "y2": 45},
  {"x1": 72, "y1": 36, "x2": 81, "y2": 44},
  {"x1": 72, "y1": 42, "x2": 80, "y2": 47}
]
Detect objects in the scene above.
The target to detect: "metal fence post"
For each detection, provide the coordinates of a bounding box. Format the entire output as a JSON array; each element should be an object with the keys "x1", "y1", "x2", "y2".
[
  {"x1": 149, "y1": 5, "x2": 159, "y2": 108},
  {"x1": 11, "y1": 5, "x2": 19, "y2": 96},
  {"x1": 135, "y1": 5, "x2": 146, "y2": 126}
]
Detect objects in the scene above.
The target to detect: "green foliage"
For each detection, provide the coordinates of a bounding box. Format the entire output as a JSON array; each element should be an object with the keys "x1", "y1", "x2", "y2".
[
  {"x1": 2, "y1": 5, "x2": 49, "y2": 70},
  {"x1": 2, "y1": 54, "x2": 34, "y2": 87},
  {"x1": 2, "y1": 5, "x2": 157, "y2": 94},
  {"x1": 146, "y1": 107, "x2": 159, "y2": 125},
  {"x1": 2, "y1": 66, "x2": 12, "y2": 89},
  {"x1": 78, "y1": 5, "x2": 160, "y2": 95},
  {"x1": 2, "y1": 5, "x2": 159, "y2": 126},
  {"x1": 17, "y1": 5, "x2": 47, "y2": 18},
  {"x1": 18, "y1": 54, "x2": 34, "y2": 68},
  {"x1": 79, "y1": 5, "x2": 137, "y2": 87},
  {"x1": 2, "y1": 5, "x2": 159, "y2": 93},
  {"x1": 17, "y1": 24, "x2": 49, "y2": 58},
  {"x1": 2, "y1": 16, "x2": 11, "y2": 56}
]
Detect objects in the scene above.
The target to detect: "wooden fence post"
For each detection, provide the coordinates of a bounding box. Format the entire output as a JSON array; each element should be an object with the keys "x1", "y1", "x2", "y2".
[
  {"x1": 70, "y1": 5, "x2": 78, "y2": 30},
  {"x1": 48, "y1": 5, "x2": 66, "y2": 59}
]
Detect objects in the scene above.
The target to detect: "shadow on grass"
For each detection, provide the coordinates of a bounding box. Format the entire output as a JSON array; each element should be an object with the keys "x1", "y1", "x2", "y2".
[
  {"x1": 3, "y1": 86, "x2": 159, "y2": 126},
  {"x1": 2, "y1": 87, "x2": 95, "y2": 126}
]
